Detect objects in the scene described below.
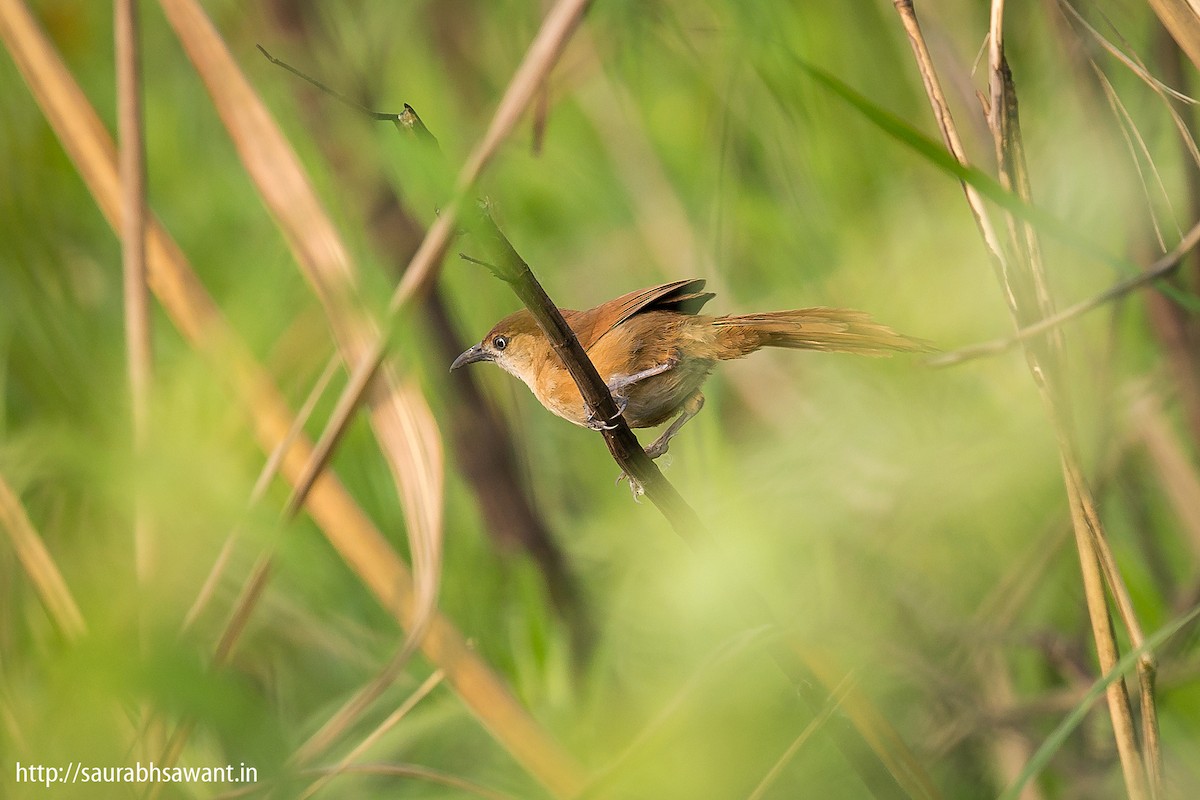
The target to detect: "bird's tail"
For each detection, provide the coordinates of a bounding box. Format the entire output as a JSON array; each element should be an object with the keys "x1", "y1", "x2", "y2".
[{"x1": 710, "y1": 309, "x2": 932, "y2": 359}]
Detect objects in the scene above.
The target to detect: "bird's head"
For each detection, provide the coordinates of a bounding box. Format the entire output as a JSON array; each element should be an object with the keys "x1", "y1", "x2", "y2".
[{"x1": 450, "y1": 310, "x2": 548, "y2": 387}]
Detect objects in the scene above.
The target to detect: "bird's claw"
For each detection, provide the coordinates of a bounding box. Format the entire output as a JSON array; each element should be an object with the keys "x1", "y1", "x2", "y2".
[
  {"x1": 586, "y1": 397, "x2": 628, "y2": 431},
  {"x1": 586, "y1": 414, "x2": 619, "y2": 431}
]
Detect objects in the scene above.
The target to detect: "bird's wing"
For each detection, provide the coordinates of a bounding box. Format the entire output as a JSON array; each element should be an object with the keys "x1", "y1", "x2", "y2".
[{"x1": 572, "y1": 279, "x2": 714, "y2": 350}]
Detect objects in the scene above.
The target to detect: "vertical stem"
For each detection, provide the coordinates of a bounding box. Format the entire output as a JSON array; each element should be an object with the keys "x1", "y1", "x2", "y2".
[
  {"x1": 893, "y1": 1, "x2": 1155, "y2": 796},
  {"x1": 988, "y1": 1, "x2": 1158, "y2": 789},
  {"x1": 116, "y1": 0, "x2": 153, "y2": 580},
  {"x1": 1061, "y1": 458, "x2": 1150, "y2": 800}
]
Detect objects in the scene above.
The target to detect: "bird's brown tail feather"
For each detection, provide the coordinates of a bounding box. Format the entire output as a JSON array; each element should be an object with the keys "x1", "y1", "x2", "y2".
[{"x1": 710, "y1": 309, "x2": 931, "y2": 359}]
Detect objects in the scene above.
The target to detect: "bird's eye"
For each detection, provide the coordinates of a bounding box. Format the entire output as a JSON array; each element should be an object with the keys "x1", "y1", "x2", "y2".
[{"x1": 492, "y1": 335, "x2": 508, "y2": 351}]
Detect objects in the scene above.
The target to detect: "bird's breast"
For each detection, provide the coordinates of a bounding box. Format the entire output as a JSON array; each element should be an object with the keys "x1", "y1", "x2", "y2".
[{"x1": 531, "y1": 366, "x2": 593, "y2": 427}]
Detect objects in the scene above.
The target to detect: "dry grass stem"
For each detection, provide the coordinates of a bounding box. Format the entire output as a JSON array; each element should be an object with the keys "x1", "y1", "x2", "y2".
[
  {"x1": 1056, "y1": 1, "x2": 1197, "y2": 106},
  {"x1": 1059, "y1": 459, "x2": 1152, "y2": 800},
  {"x1": 0, "y1": 474, "x2": 87, "y2": 639},
  {"x1": 1055, "y1": 0, "x2": 1200, "y2": 204},
  {"x1": 746, "y1": 675, "x2": 855, "y2": 800},
  {"x1": 289, "y1": 622, "x2": 429, "y2": 768},
  {"x1": 287, "y1": 0, "x2": 593, "y2": 532},
  {"x1": 157, "y1": 0, "x2": 445, "y2": 669},
  {"x1": 262, "y1": 26, "x2": 588, "y2": 650},
  {"x1": 298, "y1": 669, "x2": 446, "y2": 799},
  {"x1": 182, "y1": 352, "x2": 342, "y2": 632},
  {"x1": 929, "y1": 216, "x2": 1200, "y2": 366},
  {"x1": 892, "y1": 2, "x2": 1013, "y2": 303},
  {"x1": 988, "y1": 6, "x2": 1160, "y2": 787},
  {"x1": 115, "y1": 0, "x2": 154, "y2": 583},
  {"x1": 894, "y1": 0, "x2": 1155, "y2": 795},
  {"x1": 989, "y1": 0, "x2": 1156, "y2": 791},
  {"x1": 1096, "y1": 66, "x2": 1177, "y2": 250},
  {"x1": 380, "y1": 0, "x2": 593, "y2": 316},
  {"x1": 1145, "y1": 0, "x2": 1200, "y2": 74},
  {"x1": 1140, "y1": 666, "x2": 1163, "y2": 798},
  {"x1": 0, "y1": 3, "x2": 585, "y2": 794}
]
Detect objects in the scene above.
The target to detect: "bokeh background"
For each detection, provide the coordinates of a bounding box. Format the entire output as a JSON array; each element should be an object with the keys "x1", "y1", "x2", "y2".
[{"x1": 2, "y1": 0, "x2": 1199, "y2": 797}]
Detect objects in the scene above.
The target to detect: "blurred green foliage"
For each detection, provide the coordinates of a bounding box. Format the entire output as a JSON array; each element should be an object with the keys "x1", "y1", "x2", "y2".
[{"x1": 2, "y1": 0, "x2": 1199, "y2": 797}]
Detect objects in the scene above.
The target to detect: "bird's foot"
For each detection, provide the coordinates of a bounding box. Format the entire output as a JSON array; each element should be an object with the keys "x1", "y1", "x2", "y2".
[
  {"x1": 644, "y1": 440, "x2": 669, "y2": 460},
  {"x1": 615, "y1": 471, "x2": 646, "y2": 501},
  {"x1": 585, "y1": 397, "x2": 628, "y2": 431},
  {"x1": 586, "y1": 415, "x2": 618, "y2": 431},
  {"x1": 614, "y1": 453, "x2": 669, "y2": 501}
]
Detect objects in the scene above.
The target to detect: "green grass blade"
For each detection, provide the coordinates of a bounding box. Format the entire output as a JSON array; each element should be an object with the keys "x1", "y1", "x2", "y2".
[
  {"x1": 779, "y1": 53, "x2": 1200, "y2": 312},
  {"x1": 999, "y1": 604, "x2": 1200, "y2": 800}
]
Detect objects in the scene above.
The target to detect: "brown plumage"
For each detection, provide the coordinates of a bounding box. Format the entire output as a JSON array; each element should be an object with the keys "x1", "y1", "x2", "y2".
[{"x1": 452, "y1": 279, "x2": 930, "y2": 459}]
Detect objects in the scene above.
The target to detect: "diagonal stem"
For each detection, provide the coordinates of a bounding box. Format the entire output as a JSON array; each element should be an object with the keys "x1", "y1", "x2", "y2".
[{"x1": 275, "y1": 0, "x2": 597, "y2": 533}]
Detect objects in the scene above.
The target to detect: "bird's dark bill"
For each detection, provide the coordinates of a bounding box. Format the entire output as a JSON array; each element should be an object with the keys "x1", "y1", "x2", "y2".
[{"x1": 450, "y1": 343, "x2": 494, "y2": 371}]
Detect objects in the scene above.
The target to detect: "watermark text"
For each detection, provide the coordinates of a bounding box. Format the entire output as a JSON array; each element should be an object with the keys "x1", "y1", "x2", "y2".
[{"x1": 15, "y1": 761, "x2": 257, "y2": 788}]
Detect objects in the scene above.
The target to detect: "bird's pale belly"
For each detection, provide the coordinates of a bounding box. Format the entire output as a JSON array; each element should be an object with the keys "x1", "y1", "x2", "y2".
[
  {"x1": 617, "y1": 359, "x2": 713, "y2": 428},
  {"x1": 531, "y1": 357, "x2": 714, "y2": 429}
]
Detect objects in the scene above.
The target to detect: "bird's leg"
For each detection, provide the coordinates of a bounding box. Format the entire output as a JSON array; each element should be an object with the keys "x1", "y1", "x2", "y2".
[
  {"x1": 605, "y1": 360, "x2": 675, "y2": 396},
  {"x1": 586, "y1": 360, "x2": 675, "y2": 431},
  {"x1": 615, "y1": 391, "x2": 704, "y2": 500},
  {"x1": 644, "y1": 391, "x2": 704, "y2": 460}
]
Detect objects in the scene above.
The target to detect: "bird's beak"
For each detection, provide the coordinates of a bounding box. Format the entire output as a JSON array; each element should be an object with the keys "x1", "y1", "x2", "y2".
[{"x1": 450, "y1": 343, "x2": 493, "y2": 371}]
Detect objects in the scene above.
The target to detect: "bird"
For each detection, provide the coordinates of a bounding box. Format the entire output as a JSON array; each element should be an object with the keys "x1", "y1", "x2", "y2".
[{"x1": 451, "y1": 278, "x2": 929, "y2": 462}]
